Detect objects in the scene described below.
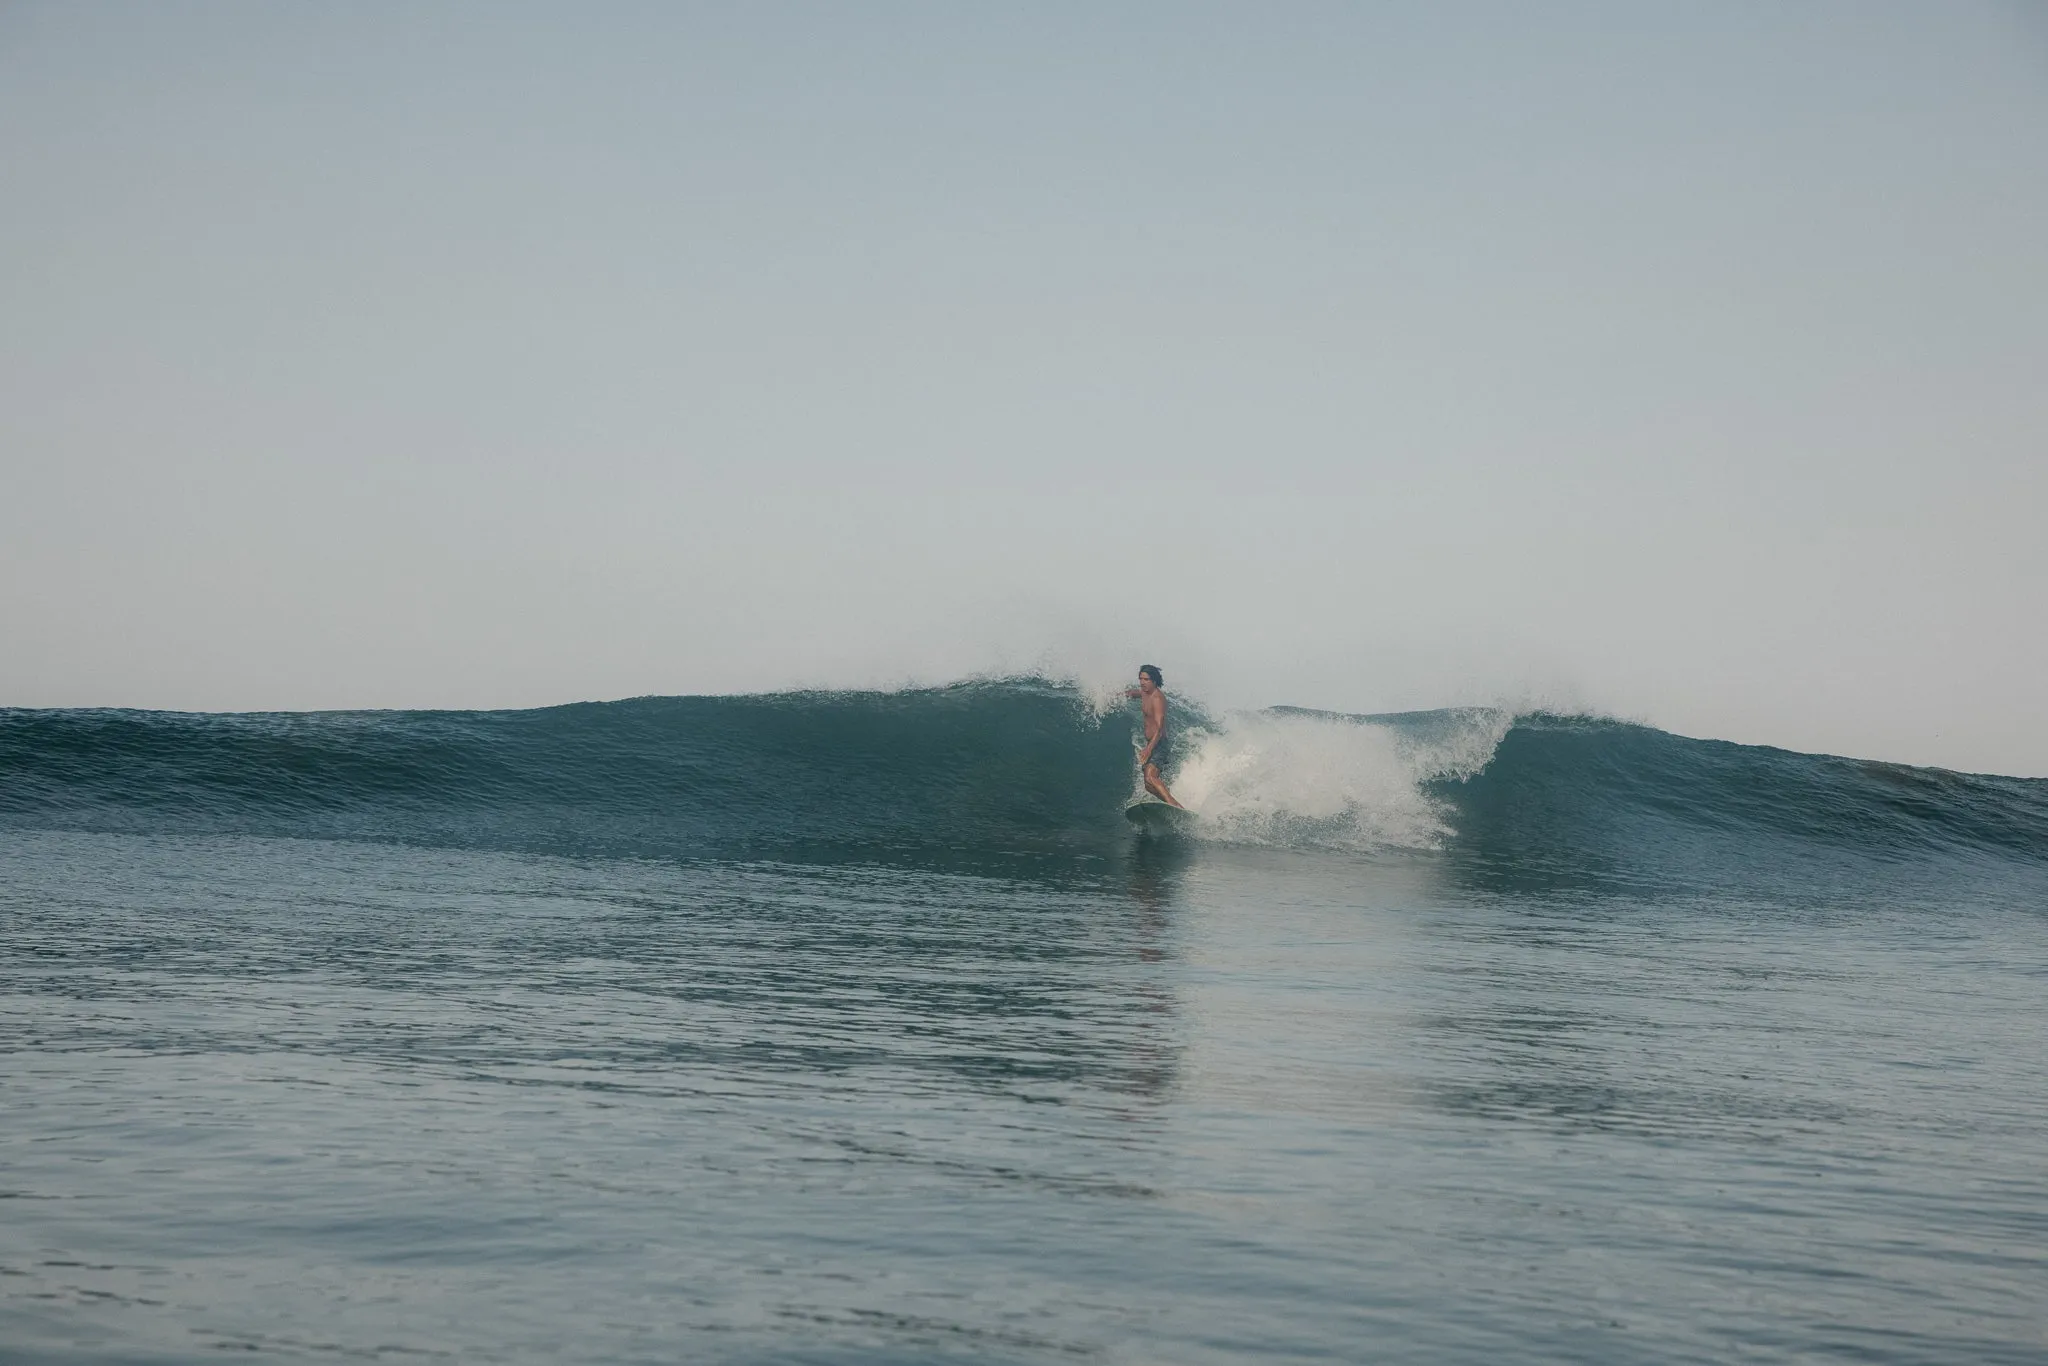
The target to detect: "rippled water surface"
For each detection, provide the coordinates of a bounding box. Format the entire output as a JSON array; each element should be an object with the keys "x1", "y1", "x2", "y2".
[{"x1": 4, "y1": 828, "x2": 2046, "y2": 1364}]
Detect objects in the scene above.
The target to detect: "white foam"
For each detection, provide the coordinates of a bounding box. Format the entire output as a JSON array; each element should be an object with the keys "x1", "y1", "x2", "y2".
[{"x1": 1166, "y1": 707, "x2": 1514, "y2": 851}]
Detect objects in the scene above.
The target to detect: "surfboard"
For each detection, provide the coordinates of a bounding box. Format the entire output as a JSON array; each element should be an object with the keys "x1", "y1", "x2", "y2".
[{"x1": 1124, "y1": 799, "x2": 1195, "y2": 829}]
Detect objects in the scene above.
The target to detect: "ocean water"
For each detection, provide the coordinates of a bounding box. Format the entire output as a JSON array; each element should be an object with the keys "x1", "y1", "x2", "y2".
[{"x1": 3, "y1": 682, "x2": 2045, "y2": 1364}]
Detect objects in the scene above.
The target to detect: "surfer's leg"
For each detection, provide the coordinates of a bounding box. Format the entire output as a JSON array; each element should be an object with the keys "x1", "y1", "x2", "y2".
[{"x1": 1144, "y1": 764, "x2": 1184, "y2": 808}]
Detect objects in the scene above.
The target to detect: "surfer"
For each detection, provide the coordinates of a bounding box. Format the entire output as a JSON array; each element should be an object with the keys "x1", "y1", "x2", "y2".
[{"x1": 1126, "y1": 664, "x2": 1184, "y2": 808}]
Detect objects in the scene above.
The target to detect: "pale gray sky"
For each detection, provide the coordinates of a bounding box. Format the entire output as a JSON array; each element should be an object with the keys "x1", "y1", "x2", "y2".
[{"x1": 3, "y1": 2, "x2": 2044, "y2": 774}]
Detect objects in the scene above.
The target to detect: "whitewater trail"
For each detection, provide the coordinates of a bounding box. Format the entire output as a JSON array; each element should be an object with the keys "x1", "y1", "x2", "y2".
[{"x1": 1168, "y1": 707, "x2": 1515, "y2": 851}]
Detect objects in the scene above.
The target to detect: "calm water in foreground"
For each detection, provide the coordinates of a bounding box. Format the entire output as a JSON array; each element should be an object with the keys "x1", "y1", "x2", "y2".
[{"x1": 3, "y1": 827, "x2": 2044, "y2": 1364}]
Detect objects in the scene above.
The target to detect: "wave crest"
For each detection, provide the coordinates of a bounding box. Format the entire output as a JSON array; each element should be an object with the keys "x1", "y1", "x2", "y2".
[{"x1": 2, "y1": 681, "x2": 2042, "y2": 880}]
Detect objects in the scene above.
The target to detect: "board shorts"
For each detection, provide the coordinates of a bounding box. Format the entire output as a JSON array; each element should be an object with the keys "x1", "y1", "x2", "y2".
[{"x1": 1143, "y1": 732, "x2": 1171, "y2": 771}]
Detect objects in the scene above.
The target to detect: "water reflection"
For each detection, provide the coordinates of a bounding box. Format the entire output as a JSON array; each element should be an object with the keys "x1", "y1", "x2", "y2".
[
  {"x1": 550, "y1": 856, "x2": 1191, "y2": 1102},
  {"x1": 10, "y1": 828, "x2": 2048, "y2": 1364},
  {"x1": 1122, "y1": 835, "x2": 1193, "y2": 963},
  {"x1": 1403, "y1": 896, "x2": 1863, "y2": 1140},
  {"x1": 1, "y1": 831, "x2": 1192, "y2": 1110}
]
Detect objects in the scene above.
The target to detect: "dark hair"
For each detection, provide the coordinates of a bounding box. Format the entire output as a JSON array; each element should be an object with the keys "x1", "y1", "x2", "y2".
[{"x1": 1138, "y1": 664, "x2": 1162, "y2": 686}]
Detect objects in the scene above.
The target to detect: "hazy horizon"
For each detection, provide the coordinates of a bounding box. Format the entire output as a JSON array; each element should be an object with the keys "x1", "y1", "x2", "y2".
[{"x1": 4, "y1": 2, "x2": 2044, "y2": 775}]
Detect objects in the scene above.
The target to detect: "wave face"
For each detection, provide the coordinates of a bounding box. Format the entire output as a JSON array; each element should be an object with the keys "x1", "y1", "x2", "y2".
[{"x1": 3, "y1": 682, "x2": 2044, "y2": 887}]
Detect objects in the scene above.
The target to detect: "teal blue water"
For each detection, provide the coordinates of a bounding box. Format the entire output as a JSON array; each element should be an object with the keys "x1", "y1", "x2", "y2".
[{"x1": 3, "y1": 684, "x2": 2045, "y2": 1362}]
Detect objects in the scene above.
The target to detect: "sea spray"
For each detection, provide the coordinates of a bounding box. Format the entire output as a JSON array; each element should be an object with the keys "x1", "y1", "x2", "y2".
[{"x1": 1171, "y1": 707, "x2": 1516, "y2": 851}]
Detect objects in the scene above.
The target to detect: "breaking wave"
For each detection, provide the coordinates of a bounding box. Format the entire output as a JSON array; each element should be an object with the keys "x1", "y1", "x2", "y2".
[{"x1": 3, "y1": 679, "x2": 2043, "y2": 885}]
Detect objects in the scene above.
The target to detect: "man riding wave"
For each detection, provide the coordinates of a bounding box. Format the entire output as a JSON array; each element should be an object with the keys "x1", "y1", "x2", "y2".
[{"x1": 1125, "y1": 664, "x2": 1184, "y2": 809}]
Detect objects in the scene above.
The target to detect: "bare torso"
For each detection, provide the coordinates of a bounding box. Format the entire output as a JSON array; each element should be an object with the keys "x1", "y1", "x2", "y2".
[{"x1": 1129, "y1": 672, "x2": 1182, "y2": 808}]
